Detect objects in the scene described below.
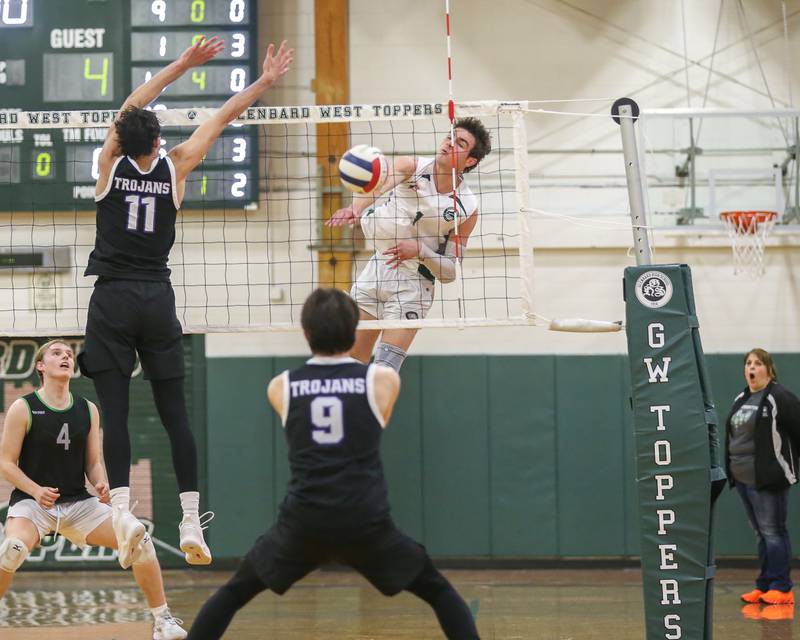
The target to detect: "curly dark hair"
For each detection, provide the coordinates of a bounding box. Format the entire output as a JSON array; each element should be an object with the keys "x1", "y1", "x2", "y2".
[
  {"x1": 115, "y1": 106, "x2": 161, "y2": 157},
  {"x1": 454, "y1": 117, "x2": 491, "y2": 173},
  {"x1": 301, "y1": 288, "x2": 360, "y2": 355}
]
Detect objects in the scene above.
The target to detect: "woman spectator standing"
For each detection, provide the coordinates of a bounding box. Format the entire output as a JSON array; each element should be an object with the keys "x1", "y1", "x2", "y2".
[{"x1": 727, "y1": 348, "x2": 800, "y2": 605}]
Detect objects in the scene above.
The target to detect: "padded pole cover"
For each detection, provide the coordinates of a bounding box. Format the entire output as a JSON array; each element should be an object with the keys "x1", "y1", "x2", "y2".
[{"x1": 624, "y1": 263, "x2": 725, "y2": 640}]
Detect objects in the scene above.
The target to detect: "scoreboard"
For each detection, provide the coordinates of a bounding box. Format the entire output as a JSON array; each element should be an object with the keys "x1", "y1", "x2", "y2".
[{"x1": 0, "y1": 0, "x2": 258, "y2": 210}]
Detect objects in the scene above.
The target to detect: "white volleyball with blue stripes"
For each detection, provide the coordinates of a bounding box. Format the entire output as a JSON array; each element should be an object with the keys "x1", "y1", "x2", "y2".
[{"x1": 338, "y1": 145, "x2": 388, "y2": 194}]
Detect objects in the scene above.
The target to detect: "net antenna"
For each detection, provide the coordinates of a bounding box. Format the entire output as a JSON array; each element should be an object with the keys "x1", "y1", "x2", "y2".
[
  {"x1": 442, "y1": 3, "x2": 620, "y2": 335},
  {"x1": 443, "y1": 0, "x2": 465, "y2": 317}
]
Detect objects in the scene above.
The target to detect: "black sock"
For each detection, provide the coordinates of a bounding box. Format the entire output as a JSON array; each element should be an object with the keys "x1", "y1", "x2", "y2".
[
  {"x1": 91, "y1": 369, "x2": 132, "y2": 489},
  {"x1": 150, "y1": 377, "x2": 198, "y2": 493},
  {"x1": 406, "y1": 559, "x2": 480, "y2": 639},
  {"x1": 187, "y1": 560, "x2": 267, "y2": 640}
]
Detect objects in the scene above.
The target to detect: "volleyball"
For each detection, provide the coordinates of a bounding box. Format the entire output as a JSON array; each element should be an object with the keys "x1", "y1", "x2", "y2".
[{"x1": 338, "y1": 145, "x2": 388, "y2": 194}]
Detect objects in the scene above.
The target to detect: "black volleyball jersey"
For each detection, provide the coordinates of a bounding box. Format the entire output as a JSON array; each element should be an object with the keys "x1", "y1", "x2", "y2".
[
  {"x1": 10, "y1": 391, "x2": 92, "y2": 507},
  {"x1": 85, "y1": 155, "x2": 180, "y2": 281},
  {"x1": 279, "y1": 357, "x2": 391, "y2": 528}
]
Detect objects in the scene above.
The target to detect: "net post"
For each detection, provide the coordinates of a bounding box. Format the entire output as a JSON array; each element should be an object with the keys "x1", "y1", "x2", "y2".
[
  {"x1": 511, "y1": 108, "x2": 535, "y2": 323},
  {"x1": 613, "y1": 99, "x2": 652, "y2": 266},
  {"x1": 617, "y1": 97, "x2": 720, "y2": 640}
]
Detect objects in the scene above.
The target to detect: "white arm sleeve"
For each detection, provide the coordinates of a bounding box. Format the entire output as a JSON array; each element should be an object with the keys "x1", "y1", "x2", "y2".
[{"x1": 418, "y1": 238, "x2": 458, "y2": 284}]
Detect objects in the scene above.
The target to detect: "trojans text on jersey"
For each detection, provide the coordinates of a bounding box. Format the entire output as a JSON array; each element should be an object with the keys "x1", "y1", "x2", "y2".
[{"x1": 112, "y1": 176, "x2": 171, "y2": 195}]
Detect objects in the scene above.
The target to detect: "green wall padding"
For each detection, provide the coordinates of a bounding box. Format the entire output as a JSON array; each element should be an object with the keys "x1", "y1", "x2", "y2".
[
  {"x1": 382, "y1": 357, "x2": 424, "y2": 540},
  {"x1": 206, "y1": 357, "x2": 275, "y2": 554},
  {"x1": 489, "y1": 356, "x2": 557, "y2": 555},
  {"x1": 556, "y1": 356, "x2": 630, "y2": 556},
  {"x1": 206, "y1": 352, "x2": 800, "y2": 560},
  {"x1": 422, "y1": 356, "x2": 491, "y2": 555}
]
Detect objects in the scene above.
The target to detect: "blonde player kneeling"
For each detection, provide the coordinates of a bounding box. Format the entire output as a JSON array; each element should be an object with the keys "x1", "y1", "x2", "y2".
[
  {"x1": 327, "y1": 118, "x2": 491, "y2": 371},
  {"x1": 0, "y1": 340, "x2": 187, "y2": 640}
]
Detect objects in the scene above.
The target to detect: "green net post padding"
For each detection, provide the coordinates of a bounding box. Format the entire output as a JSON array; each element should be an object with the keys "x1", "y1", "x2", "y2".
[{"x1": 624, "y1": 264, "x2": 725, "y2": 640}]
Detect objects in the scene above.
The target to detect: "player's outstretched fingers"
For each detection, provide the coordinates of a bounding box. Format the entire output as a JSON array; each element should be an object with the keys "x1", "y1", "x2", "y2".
[{"x1": 204, "y1": 36, "x2": 226, "y2": 56}]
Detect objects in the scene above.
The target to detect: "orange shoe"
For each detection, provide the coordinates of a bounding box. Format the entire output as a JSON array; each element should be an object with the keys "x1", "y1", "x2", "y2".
[
  {"x1": 760, "y1": 589, "x2": 794, "y2": 605},
  {"x1": 741, "y1": 603, "x2": 763, "y2": 620},
  {"x1": 760, "y1": 604, "x2": 794, "y2": 620},
  {"x1": 741, "y1": 589, "x2": 766, "y2": 603}
]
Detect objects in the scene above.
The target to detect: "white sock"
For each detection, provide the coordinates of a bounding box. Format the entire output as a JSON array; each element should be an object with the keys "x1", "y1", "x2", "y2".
[
  {"x1": 109, "y1": 487, "x2": 130, "y2": 511},
  {"x1": 179, "y1": 491, "x2": 200, "y2": 518},
  {"x1": 150, "y1": 603, "x2": 169, "y2": 620}
]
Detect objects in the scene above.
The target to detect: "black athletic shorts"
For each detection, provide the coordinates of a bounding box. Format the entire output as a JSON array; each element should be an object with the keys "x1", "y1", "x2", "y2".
[
  {"x1": 244, "y1": 514, "x2": 428, "y2": 596},
  {"x1": 78, "y1": 278, "x2": 184, "y2": 380}
]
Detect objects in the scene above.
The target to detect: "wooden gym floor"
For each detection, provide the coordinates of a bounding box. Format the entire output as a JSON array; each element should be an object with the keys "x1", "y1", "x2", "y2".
[{"x1": 0, "y1": 567, "x2": 796, "y2": 639}]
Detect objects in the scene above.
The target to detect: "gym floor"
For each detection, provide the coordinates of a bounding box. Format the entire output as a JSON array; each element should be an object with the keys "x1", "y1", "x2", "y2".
[{"x1": 0, "y1": 567, "x2": 795, "y2": 639}]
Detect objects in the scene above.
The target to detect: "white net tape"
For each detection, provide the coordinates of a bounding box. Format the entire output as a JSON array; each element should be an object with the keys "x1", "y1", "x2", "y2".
[{"x1": 720, "y1": 211, "x2": 776, "y2": 278}]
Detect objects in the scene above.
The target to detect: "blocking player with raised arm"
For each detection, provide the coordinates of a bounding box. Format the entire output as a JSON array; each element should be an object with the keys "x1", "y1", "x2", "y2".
[
  {"x1": 78, "y1": 37, "x2": 293, "y2": 566},
  {"x1": 0, "y1": 340, "x2": 187, "y2": 640},
  {"x1": 185, "y1": 288, "x2": 479, "y2": 640},
  {"x1": 327, "y1": 118, "x2": 491, "y2": 372}
]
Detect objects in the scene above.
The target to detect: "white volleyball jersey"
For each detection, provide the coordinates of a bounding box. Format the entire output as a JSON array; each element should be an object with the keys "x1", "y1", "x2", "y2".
[{"x1": 371, "y1": 156, "x2": 478, "y2": 273}]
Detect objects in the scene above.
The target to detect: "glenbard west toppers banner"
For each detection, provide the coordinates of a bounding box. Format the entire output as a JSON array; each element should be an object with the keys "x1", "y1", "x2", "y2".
[{"x1": 624, "y1": 264, "x2": 725, "y2": 640}]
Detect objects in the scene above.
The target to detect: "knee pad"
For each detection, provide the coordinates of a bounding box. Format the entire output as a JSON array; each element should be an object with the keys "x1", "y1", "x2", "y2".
[
  {"x1": 0, "y1": 537, "x2": 29, "y2": 573},
  {"x1": 132, "y1": 532, "x2": 157, "y2": 566},
  {"x1": 374, "y1": 342, "x2": 407, "y2": 372}
]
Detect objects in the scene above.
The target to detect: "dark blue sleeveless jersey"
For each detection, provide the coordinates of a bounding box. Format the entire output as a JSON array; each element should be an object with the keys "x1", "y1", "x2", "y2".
[
  {"x1": 279, "y1": 358, "x2": 390, "y2": 528},
  {"x1": 10, "y1": 391, "x2": 92, "y2": 507},
  {"x1": 85, "y1": 155, "x2": 180, "y2": 281}
]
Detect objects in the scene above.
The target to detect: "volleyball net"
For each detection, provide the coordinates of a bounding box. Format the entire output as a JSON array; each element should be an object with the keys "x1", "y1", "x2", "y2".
[{"x1": 0, "y1": 100, "x2": 534, "y2": 335}]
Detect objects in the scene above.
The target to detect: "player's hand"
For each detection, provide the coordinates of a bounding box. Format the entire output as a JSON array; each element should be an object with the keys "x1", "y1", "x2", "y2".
[
  {"x1": 260, "y1": 40, "x2": 293, "y2": 87},
  {"x1": 94, "y1": 482, "x2": 110, "y2": 504},
  {"x1": 177, "y1": 36, "x2": 226, "y2": 70},
  {"x1": 327, "y1": 205, "x2": 360, "y2": 227},
  {"x1": 383, "y1": 240, "x2": 420, "y2": 268},
  {"x1": 35, "y1": 486, "x2": 60, "y2": 510}
]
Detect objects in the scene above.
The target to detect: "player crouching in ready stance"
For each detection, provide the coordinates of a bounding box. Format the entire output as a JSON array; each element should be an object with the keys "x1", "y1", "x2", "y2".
[
  {"x1": 0, "y1": 340, "x2": 187, "y2": 640},
  {"x1": 186, "y1": 289, "x2": 479, "y2": 639}
]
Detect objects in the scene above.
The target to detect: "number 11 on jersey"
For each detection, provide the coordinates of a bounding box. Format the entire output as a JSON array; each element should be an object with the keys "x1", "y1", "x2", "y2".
[{"x1": 125, "y1": 195, "x2": 156, "y2": 233}]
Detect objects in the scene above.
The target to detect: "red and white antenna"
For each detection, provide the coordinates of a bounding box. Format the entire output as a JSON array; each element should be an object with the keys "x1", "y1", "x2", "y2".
[
  {"x1": 443, "y1": 0, "x2": 468, "y2": 320},
  {"x1": 444, "y1": 0, "x2": 461, "y2": 259}
]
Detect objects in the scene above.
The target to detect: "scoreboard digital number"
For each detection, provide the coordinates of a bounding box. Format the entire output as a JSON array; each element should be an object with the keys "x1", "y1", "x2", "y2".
[{"x1": 0, "y1": 0, "x2": 257, "y2": 211}]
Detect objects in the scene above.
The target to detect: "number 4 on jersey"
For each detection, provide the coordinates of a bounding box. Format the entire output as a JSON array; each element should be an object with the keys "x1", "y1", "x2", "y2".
[{"x1": 57, "y1": 423, "x2": 71, "y2": 451}]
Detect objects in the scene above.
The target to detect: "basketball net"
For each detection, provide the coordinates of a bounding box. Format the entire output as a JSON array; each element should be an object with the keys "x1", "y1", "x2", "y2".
[{"x1": 719, "y1": 210, "x2": 777, "y2": 278}]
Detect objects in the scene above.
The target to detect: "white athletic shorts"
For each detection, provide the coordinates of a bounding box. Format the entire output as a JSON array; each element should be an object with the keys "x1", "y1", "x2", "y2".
[
  {"x1": 351, "y1": 254, "x2": 434, "y2": 320},
  {"x1": 7, "y1": 497, "x2": 111, "y2": 547}
]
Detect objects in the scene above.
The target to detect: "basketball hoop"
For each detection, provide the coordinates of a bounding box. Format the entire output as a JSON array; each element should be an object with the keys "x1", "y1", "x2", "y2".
[{"x1": 719, "y1": 210, "x2": 777, "y2": 278}]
